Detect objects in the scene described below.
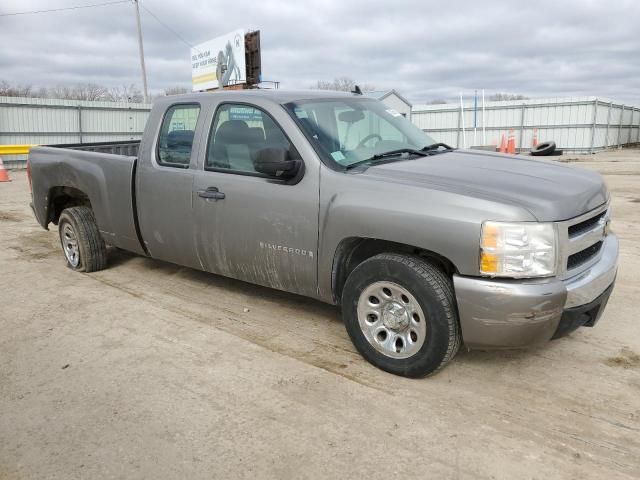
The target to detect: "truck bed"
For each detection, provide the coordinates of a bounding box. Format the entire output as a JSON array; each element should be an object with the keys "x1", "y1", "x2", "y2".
[
  {"x1": 44, "y1": 140, "x2": 141, "y2": 156},
  {"x1": 29, "y1": 144, "x2": 146, "y2": 256}
]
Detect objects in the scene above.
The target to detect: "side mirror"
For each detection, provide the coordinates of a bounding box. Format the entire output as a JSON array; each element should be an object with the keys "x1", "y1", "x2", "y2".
[{"x1": 254, "y1": 147, "x2": 301, "y2": 179}]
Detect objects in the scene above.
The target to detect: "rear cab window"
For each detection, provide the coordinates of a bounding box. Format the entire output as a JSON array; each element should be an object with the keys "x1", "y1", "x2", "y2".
[{"x1": 157, "y1": 104, "x2": 200, "y2": 168}]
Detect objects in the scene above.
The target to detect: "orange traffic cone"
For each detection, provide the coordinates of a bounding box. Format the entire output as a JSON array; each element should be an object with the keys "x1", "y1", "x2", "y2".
[
  {"x1": 0, "y1": 157, "x2": 11, "y2": 182},
  {"x1": 506, "y1": 129, "x2": 516, "y2": 154},
  {"x1": 532, "y1": 128, "x2": 538, "y2": 148},
  {"x1": 498, "y1": 134, "x2": 507, "y2": 153}
]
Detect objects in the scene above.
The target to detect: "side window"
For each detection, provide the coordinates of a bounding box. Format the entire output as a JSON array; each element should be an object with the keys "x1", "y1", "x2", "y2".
[
  {"x1": 206, "y1": 104, "x2": 296, "y2": 174},
  {"x1": 157, "y1": 104, "x2": 200, "y2": 168}
]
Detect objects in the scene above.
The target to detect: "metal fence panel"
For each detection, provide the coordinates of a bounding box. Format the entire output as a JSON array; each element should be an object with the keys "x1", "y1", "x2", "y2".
[
  {"x1": 3, "y1": 96, "x2": 640, "y2": 170},
  {"x1": 0, "y1": 96, "x2": 151, "y2": 168},
  {"x1": 412, "y1": 97, "x2": 640, "y2": 153}
]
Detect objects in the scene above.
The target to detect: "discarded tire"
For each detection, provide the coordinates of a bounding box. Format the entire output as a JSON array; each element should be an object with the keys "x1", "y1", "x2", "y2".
[{"x1": 530, "y1": 141, "x2": 556, "y2": 156}]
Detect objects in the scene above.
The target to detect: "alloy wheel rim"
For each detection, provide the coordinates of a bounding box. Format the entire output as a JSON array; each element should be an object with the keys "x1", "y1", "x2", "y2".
[
  {"x1": 356, "y1": 281, "x2": 427, "y2": 359},
  {"x1": 62, "y1": 223, "x2": 80, "y2": 268}
]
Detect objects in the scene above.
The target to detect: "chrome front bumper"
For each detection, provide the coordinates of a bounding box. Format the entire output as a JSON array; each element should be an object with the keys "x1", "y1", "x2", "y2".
[{"x1": 453, "y1": 234, "x2": 618, "y2": 349}]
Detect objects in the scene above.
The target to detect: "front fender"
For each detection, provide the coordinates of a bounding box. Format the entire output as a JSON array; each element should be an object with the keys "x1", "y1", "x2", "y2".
[{"x1": 316, "y1": 168, "x2": 534, "y2": 303}]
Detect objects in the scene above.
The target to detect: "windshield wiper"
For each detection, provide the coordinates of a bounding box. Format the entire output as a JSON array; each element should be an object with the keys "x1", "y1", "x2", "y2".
[
  {"x1": 345, "y1": 148, "x2": 428, "y2": 170},
  {"x1": 421, "y1": 142, "x2": 454, "y2": 152}
]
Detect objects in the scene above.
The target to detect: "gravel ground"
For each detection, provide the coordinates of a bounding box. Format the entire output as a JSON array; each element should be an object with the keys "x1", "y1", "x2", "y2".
[{"x1": 1, "y1": 149, "x2": 639, "y2": 479}]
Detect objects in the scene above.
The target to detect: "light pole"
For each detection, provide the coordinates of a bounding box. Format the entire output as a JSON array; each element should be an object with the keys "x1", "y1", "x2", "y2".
[{"x1": 133, "y1": 0, "x2": 149, "y2": 103}]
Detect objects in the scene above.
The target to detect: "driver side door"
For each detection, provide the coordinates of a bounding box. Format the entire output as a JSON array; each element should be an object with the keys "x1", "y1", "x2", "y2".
[{"x1": 192, "y1": 102, "x2": 320, "y2": 297}]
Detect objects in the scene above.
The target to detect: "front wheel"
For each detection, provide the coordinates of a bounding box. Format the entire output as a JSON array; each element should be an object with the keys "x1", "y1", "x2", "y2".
[{"x1": 341, "y1": 253, "x2": 461, "y2": 377}]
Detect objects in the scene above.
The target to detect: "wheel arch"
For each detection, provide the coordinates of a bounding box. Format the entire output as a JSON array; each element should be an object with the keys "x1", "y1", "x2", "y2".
[
  {"x1": 331, "y1": 237, "x2": 459, "y2": 304},
  {"x1": 47, "y1": 186, "x2": 93, "y2": 225}
]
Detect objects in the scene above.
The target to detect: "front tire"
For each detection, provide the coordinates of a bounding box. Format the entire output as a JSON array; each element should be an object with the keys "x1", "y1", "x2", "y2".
[
  {"x1": 58, "y1": 206, "x2": 108, "y2": 272},
  {"x1": 341, "y1": 253, "x2": 460, "y2": 377}
]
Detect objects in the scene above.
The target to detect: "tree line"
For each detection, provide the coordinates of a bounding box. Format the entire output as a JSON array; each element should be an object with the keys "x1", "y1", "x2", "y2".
[
  {"x1": 0, "y1": 80, "x2": 189, "y2": 102},
  {"x1": 312, "y1": 76, "x2": 375, "y2": 93},
  {"x1": 311, "y1": 77, "x2": 529, "y2": 104},
  {"x1": 1, "y1": 77, "x2": 529, "y2": 105}
]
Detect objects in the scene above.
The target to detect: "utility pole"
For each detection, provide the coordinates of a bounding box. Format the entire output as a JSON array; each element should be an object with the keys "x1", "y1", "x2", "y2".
[{"x1": 133, "y1": 0, "x2": 149, "y2": 103}]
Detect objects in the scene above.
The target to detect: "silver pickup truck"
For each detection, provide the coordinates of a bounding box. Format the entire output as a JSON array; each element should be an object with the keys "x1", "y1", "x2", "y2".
[{"x1": 28, "y1": 90, "x2": 618, "y2": 377}]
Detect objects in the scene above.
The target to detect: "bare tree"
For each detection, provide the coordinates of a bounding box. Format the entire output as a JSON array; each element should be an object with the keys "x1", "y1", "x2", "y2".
[
  {"x1": 45, "y1": 85, "x2": 70, "y2": 100},
  {"x1": 312, "y1": 76, "x2": 375, "y2": 93},
  {"x1": 108, "y1": 84, "x2": 144, "y2": 103},
  {"x1": 489, "y1": 93, "x2": 529, "y2": 101},
  {"x1": 47, "y1": 83, "x2": 110, "y2": 101},
  {"x1": 0, "y1": 80, "x2": 33, "y2": 97},
  {"x1": 0, "y1": 80, "x2": 145, "y2": 102},
  {"x1": 33, "y1": 87, "x2": 49, "y2": 98},
  {"x1": 163, "y1": 86, "x2": 190, "y2": 96}
]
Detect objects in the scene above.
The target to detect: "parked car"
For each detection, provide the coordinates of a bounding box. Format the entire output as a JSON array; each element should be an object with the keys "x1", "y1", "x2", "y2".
[{"x1": 27, "y1": 90, "x2": 618, "y2": 377}]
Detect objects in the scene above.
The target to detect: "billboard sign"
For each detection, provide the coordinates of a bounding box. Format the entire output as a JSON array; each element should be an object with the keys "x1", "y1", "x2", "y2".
[{"x1": 191, "y1": 29, "x2": 246, "y2": 91}]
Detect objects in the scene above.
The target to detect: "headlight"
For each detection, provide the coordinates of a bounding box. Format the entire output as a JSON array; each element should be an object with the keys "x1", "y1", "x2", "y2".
[{"x1": 480, "y1": 221, "x2": 557, "y2": 278}]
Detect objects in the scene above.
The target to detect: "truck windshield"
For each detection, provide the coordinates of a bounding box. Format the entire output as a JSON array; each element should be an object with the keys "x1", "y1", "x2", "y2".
[{"x1": 284, "y1": 98, "x2": 437, "y2": 169}]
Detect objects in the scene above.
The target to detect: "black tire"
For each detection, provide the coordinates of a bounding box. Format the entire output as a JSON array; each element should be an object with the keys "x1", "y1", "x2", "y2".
[
  {"x1": 341, "y1": 253, "x2": 461, "y2": 378},
  {"x1": 58, "y1": 206, "x2": 108, "y2": 272},
  {"x1": 530, "y1": 141, "x2": 556, "y2": 156}
]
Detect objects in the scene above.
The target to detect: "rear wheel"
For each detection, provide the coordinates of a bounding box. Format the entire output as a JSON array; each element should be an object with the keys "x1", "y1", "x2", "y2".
[
  {"x1": 341, "y1": 253, "x2": 461, "y2": 377},
  {"x1": 58, "y1": 206, "x2": 108, "y2": 272}
]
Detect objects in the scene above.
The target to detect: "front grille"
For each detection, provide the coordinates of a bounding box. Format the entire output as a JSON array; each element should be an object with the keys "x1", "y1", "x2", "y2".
[
  {"x1": 567, "y1": 241, "x2": 603, "y2": 270},
  {"x1": 568, "y1": 211, "x2": 606, "y2": 237}
]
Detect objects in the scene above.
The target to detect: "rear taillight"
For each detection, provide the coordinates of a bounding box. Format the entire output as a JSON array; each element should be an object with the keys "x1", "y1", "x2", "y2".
[{"x1": 26, "y1": 160, "x2": 32, "y2": 191}]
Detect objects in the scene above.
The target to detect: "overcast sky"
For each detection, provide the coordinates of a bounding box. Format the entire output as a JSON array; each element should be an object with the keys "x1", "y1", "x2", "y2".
[{"x1": 1, "y1": 0, "x2": 639, "y2": 104}]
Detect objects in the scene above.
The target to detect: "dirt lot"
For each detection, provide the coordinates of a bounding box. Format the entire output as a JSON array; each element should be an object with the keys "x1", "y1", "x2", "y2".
[{"x1": 1, "y1": 150, "x2": 639, "y2": 479}]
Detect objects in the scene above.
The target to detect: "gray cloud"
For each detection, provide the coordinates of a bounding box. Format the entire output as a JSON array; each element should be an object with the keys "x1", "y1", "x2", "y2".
[{"x1": 1, "y1": 0, "x2": 639, "y2": 104}]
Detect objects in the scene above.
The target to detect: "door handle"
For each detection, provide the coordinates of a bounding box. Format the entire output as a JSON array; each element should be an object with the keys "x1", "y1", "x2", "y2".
[{"x1": 197, "y1": 187, "x2": 226, "y2": 200}]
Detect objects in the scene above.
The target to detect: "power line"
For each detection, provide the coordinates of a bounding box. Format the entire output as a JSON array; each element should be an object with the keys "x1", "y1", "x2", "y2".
[
  {"x1": 139, "y1": 4, "x2": 197, "y2": 51},
  {"x1": 0, "y1": 0, "x2": 129, "y2": 17},
  {"x1": 1, "y1": 0, "x2": 198, "y2": 52}
]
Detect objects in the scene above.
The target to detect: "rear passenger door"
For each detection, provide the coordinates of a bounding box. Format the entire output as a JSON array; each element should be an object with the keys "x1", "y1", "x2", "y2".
[
  {"x1": 192, "y1": 102, "x2": 319, "y2": 297},
  {"x1": 136, "y1": 103, "x2": 204, "y2": 269}
]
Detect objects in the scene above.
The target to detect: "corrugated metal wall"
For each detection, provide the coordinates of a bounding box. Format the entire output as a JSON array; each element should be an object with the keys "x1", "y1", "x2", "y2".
[
  {"x1": 3, "y1": 95, "x2": 639, "y2": 169},
  {"x1": 0, "y1": 96, "x2": 151, "y2": 168},
  {"x1": 412, "y1": 97, "x2": 640, "y2": 153}
]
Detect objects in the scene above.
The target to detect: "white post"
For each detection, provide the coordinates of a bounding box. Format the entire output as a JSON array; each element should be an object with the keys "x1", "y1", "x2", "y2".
[
  {"x1": 133, "y1": 0, "x2": 149, "y2": 103},
  {"x1": 460, "y1": 94, "x2": 466, "y2": 149},
  {"x1": 482, "y1": 89, "x2": 486, "y2": 145},
  {"x1": 617, "y1": 105, "x2": 625, "y2": 149},
  {"x1": 473, "y1": 90, "x2": 477, "y2": 147}
]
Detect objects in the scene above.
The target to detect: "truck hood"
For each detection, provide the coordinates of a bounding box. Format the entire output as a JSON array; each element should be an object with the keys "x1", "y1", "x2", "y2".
[{"x1": 359, "y1": 150, "x2": 608, "y2": 221}]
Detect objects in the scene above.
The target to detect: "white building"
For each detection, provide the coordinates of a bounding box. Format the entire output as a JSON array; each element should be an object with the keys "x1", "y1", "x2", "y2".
[{"x1": 367, "y1": 90, "x2": 413, "y2": 121}]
